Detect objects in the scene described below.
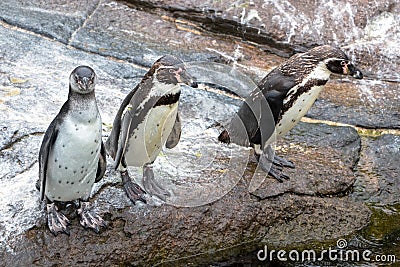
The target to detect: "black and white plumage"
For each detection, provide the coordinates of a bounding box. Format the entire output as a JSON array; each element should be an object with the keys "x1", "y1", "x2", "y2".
[
  {"x1": 106, "y1": 55, "x2": 196, "y2": 203},
  {"x1": 38, "y1": 66, "x2": 107, "y2": 235},
  {"x1": 219, "y1": 45, "x2": 363, "y2": 181}
]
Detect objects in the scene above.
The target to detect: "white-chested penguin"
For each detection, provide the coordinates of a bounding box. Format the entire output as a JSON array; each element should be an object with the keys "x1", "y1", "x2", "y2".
[
  {"x1": 38, "y1": 66, "x2": 107, "y2": 235},
  {"x1": 106, "y1": 55, "x2": 196, "y2": 203},
  {"x1": 219, "y1": 45, "x2": 363, "y2": 181}
]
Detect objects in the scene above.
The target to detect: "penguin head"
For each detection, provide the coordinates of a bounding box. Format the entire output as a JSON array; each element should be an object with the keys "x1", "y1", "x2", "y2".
[
  {"x1": 325, "y1": 58, "x2": 363, "y2": 79},
  {"x1": 69, "y1": 66, "x2": 97, "y2": 94},
  {"x1": 312, "y1": 46, "x2": 363, "y2": 79},
  {"x1": 151, "y1": 55, "x2": 197, "y2": 87}
]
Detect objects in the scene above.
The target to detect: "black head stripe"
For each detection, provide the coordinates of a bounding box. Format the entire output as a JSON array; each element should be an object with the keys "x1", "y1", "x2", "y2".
[{"x1": 154, "y1": 92, "x2": 181, "y2": 107}]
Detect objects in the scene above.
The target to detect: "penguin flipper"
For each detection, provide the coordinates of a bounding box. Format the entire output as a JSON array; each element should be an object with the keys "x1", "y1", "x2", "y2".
[
  {"x1": 39, "y1": 121, "x2": 59, "y2": 201},
  {"x1": 95, "y1": 141, "x2": 107, "y2": 183},
  {"x1": 106, "y1": 83, "x2": 141, "y2": 160},
  {"x1": 259, "y1": 69, "x2": 296, "y2": 124},
  {"x1": 165, "y1": 113, "x2": 181, "y2": 149}
]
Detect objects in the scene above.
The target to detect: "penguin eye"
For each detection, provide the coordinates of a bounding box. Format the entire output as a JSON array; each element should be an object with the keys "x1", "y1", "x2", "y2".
[
  {"x1": 168, "y1": 69, "x2": 175, "y2": 74},
  {"x1": 340, "y1": 61, "x2": 347, "y2": 66}
]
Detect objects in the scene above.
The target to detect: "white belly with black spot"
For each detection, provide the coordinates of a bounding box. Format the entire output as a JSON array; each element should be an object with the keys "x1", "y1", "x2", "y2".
[
  {"x1": 265, "y1": 85, "x2": 324, "y2": 146},
  {"x1": 46, "y1": 115, "x2": 102, "y2": 202},
  {"x1": 124, "y1": 103, "x2": 178, "y2": 166}
]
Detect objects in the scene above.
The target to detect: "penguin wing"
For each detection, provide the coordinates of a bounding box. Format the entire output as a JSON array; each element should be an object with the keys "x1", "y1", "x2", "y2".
[
  {"x1": 244, "y1": 68, "x2": 296, "y2": 145},
  {"x1": 165, "y1": 113, "x2": 182, "y2": 149},
  {"x1": 259, "y1": 68, "x2": 296, "y2": 123},
  {"x1": 95, "y1": 141, "x2": 107, "y2": 183},
  {"x1": 106, "y1": 82, "x2": 143, "y2": 162},
  {"x1": 111, "y1": 80, "x2": 155, "y2": 168},
  {"x1": 38, "y1": 103, "x2": 69, "y2": 201}
]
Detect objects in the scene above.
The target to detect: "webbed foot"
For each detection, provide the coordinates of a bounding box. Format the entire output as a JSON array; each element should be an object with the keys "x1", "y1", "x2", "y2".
[
  {"x1": 257, "y1": 147, "x2": 291, "y2": 183},
  {"x1": 46, "y1": 202, "x2": 70, "y2": 236},
  {"x1": 77, "y1": 201, "x2": 107, "y2": 233},
  {"x1": 121, "y1": 171, "x2": 147, "y2": 204},
  {"x1": 267, "y1": 165, "x2": 290, "y2": 183},
  {"x1": 273, "y1": 155, "x2": 295, "y2": 169},
  {"x1": 143, "y1": 164, "x2": 170, "y2": 201}
]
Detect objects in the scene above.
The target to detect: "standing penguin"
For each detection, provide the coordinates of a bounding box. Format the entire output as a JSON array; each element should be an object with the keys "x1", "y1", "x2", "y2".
[
  {"x1": 106, "y1": 55, "x2": 196, "y2": 203},
  {"x1": 219, "y1": 45, "x2": 363, "y2": 181},
  {"x1": 39, "y1": 66, "x2": 107, "y2": 235}
]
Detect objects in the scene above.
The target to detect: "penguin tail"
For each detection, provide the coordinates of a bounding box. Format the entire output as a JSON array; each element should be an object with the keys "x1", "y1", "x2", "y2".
[{"x1": 218, "y1": 130, "x2": 231, "y2": 144}]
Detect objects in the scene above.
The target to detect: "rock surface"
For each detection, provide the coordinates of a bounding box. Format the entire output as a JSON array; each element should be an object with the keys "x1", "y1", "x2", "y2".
[
  {"x1": 122, "y1": 0, "x2": 400, "y2": 81},
  {"x1": 0, "y1": 0, "x2": 399, "y2": 266},
  {"x1": 352, "y1": 134, "x2": 400, "y2": 205}
]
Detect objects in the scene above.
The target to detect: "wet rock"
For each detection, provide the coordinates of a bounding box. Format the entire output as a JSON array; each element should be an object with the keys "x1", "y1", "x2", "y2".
[
  {"x1": 262, "y1": 195, "x2": 371, "y2": 248},
  {"x1": 1, "y1": 178, "x2": 371, "y2": 266},
  {"x1": 118, "y1": 0, "x2": 399, "y2": 129},
  {"x1": 308, "y1": 80, "x2": 400, "y2": 129},
  {"x1": 352, "y1": 134, "x2": 400, "y2": 205},
  {"x1": 0, "y1": 120, "x2": 42, "y2": 180},
  {"x1": 121, "y1": 0, "x2": 400, "y2": 82}
]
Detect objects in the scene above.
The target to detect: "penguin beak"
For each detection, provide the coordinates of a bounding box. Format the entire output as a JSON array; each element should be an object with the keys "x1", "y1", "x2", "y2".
[
  {"x1": 180, "y1": 69, "x2": 198, "y2": 88},
  {"x1": 80, "y1": 77, "x2": 94, "y2": 91},
  {"x1": 347, "y1": 64, "x2": 363, "y2": 79}
]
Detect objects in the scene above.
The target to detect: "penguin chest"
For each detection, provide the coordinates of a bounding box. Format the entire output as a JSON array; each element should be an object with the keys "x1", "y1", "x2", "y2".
[
  {"x1": 46, "y1": 115, "x2": 102, "y2": 202},
  {"x1": 124, "y1": 103, "x2": 178, "y2": 166},
  {"x1": 273, "y1": 85, "x2": 324, "y2": 142}
]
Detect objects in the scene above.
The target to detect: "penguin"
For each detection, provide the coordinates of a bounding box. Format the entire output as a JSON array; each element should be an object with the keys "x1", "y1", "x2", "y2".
[
  {"x1": 38, "y1": 66, "x2": 107, "y2": 235},
  {"x1": 106, "y1": 55, "x2": 196, "y2": 203},
  {"x1": 218, "y1": 45, "x2": 363, "y2": 181}
]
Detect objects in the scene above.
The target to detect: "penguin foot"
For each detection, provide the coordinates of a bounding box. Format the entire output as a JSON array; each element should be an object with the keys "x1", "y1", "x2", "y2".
[
  {"x1": 268, "y1": 165, "x2": 290, "y2": 183},
  {"x1": 257, "y1": 153, "x2": 290, "y2": 183},
  {"x1": 77, "y1": 201, "x2": 107, "y2": 233},
  {"x1": 143, "y1": 165, "x2": 170, "y2": 201},
  {"x1": 273, "y1": 155, "x2": 295, "y2": 168},
  {"x1": 121, "y1": 171, "x2": 147, "y2": 204},
  {"x1": 46, "y1": 203, "x2": 70, "y2": 236}
]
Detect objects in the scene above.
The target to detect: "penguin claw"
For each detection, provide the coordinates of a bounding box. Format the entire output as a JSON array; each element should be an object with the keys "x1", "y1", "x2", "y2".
[
  {"x1": 143, "y1": 165, "x2": 170, "y2": 201},
  {"x1": 143, "y1": 180, "x2": 170, "y2": 201},
  {"x1": 121, "y1": 171, "x2": 147, "y2": 204},
  {"x1": 77, "y1": 202, "x2": 107, "y2": 233},
  {"x1": 46, "y1": 203, "x2": 70, "y2": 236},
  {"x1": 268, "y1": 166, "x2": 290, "y2": 183},
  {"x1": 124, "y1": 180, "x2": 147, "y2": 204},
  {"x1": 273, "y1": 155, "x2": 295, "y2": 169}
]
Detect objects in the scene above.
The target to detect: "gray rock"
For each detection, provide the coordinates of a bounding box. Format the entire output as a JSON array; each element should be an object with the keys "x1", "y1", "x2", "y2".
[
  {"x1": 122, "y1": 0, "x2": 400, "y2": 82},
  {"x1": 0, "y1": 0, "x2": 100, "y2": 43},
  {"x1": 307, "y1": 80, "x2": 400, "y2": 129},
  {"x1": 352, "y1": 134, "x2": 400, "y2": 205},
  {"x1": 70, "y1": 1, "x2": 221, "y2": 67}
]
